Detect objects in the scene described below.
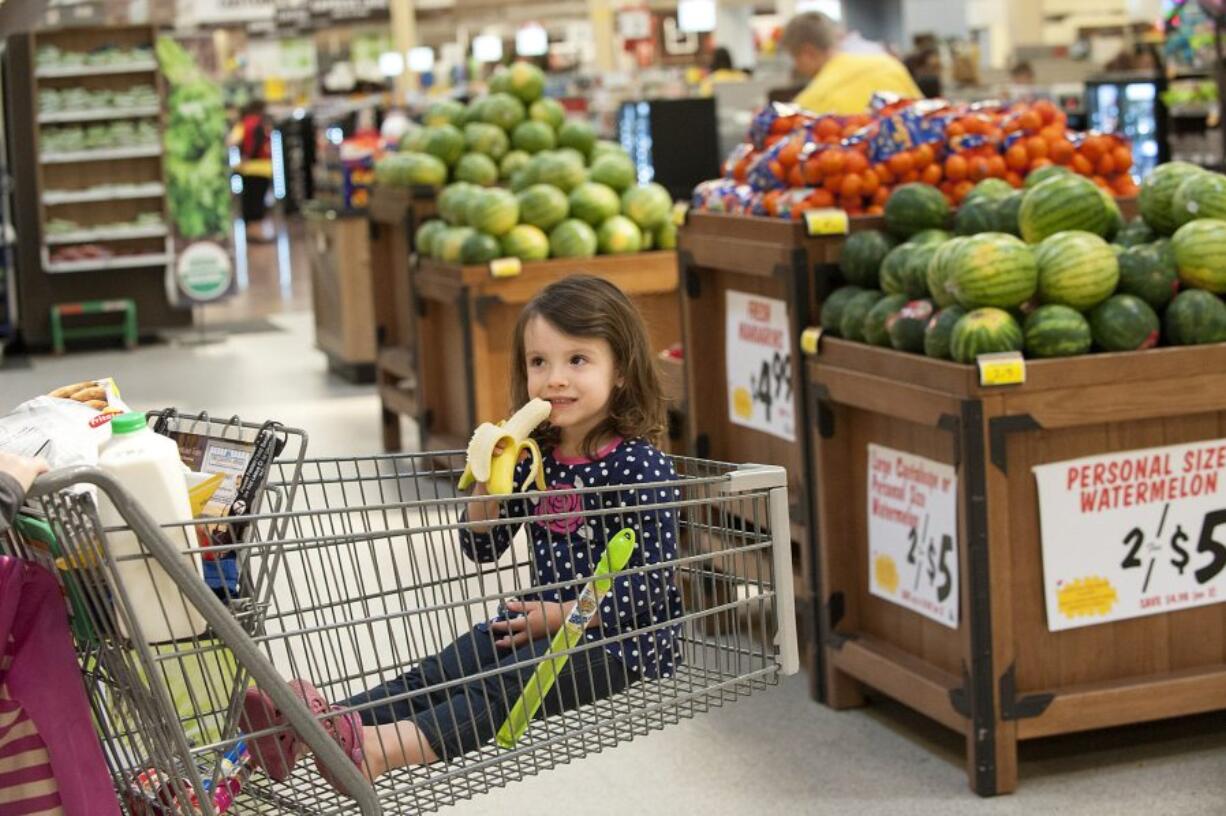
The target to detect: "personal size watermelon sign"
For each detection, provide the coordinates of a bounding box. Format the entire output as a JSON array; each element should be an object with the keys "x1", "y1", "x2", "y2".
[
  {"x1": 867, "y1": 444, "x2": 960, "y2": 629},
  {"x1": 725, "y1": 291, "x2": 795, "y2": 442},
  {"x1": 1034, "y1": 439, "x2": 1226, "y2": 632}
]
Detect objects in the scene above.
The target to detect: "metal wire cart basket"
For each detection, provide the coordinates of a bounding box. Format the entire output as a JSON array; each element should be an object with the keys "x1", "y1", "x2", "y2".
[{"x1": 7, "y1": 429, "x2": 798, "y2": 816}]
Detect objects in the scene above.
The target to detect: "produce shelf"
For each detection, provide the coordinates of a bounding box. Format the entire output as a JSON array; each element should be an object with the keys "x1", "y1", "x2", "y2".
[
  {"x1": 45, "y1": 251, "x2": 171, "y2": 274},
  {"x1": 37, "y1": 105, "x2": 160, "y2": 124},
  {"x1": 35, "y1": 60, "x2": 158, "y2": 79},
  {"x1": 40, "y1": 144, "x2": 162, "y2": 164},
  {"x1": 45, "y1": 224, "x2": 167, "y2": 245},
  {"x1": 43, "y1": 183, "x2": 165, "y2": 205}
]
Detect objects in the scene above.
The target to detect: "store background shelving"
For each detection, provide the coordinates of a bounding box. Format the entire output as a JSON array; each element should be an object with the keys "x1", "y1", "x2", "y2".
[{"x1": 4, "y1": 24, "x2": 188, "y2": 346}]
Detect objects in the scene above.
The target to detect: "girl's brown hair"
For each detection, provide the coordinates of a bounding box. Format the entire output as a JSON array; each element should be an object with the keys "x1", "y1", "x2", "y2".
[{"x1": 511, "y1": 275, "x2": 665, "y2": 457}]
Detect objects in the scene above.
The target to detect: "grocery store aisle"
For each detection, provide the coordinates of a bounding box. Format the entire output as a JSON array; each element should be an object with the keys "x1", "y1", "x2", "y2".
[{"x1": 4, "y1": 222, "x2": 1225, "y2": 815}]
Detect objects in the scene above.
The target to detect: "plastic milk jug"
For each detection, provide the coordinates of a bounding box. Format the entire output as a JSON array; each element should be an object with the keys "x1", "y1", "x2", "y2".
[{"x1": 98, "y1": 412, "x2": 206, "y2": 643}]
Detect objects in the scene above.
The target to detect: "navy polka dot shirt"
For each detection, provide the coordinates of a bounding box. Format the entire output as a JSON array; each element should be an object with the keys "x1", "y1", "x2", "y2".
[{"x1": 460, "y1": 437, "x2": 684, "y2": 680}]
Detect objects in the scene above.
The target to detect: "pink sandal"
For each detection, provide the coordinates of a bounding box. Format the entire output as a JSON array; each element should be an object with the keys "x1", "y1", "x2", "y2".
[
  {"x1": 240, "y1": 678, "x2": 328, "y2": 781},
  {"x1": 314, "y1": 706, "x2": 366, "y2": 797}
]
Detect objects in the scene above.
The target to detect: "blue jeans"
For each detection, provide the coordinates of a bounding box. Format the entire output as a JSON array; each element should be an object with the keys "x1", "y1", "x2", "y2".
[{"x1": 341, "y1": 626, "x2": 632, "y2": 760}]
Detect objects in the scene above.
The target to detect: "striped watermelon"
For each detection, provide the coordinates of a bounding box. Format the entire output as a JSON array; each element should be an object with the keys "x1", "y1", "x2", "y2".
[
  {"x1": 465, "y1": 188, "x2": 520, "y2": 236},
  {"x1": 950, "y1": 308, "x2": 1024, "y2": 364},
  {"x1": 1164, "y1": 289, "x2": 1226, "y2": 345},
  {"x1": 840, "y1": 290, "x2": 885, "y2": 342},
  {"x1": 946, "y1": 233, "x2": 1038, "y2": 309},
  {"x1": 1171, "y1": 172, "x2": 1226, "y2": 228},
  {"x1": 1099, "y1": 188, "x2": 1124, "y2": 241},
  {"x1": 1023, "y1": 304, "x2": 1092, "y2": 358},
  {"x1": 820, "y1": 285, "x2": 866, "y2": 335},
  {"x1": 964, "y1": 178, "x2": 1014, "y2": 206},
  {"x1": 1034, "y1": 231, "x2": 1120, "y2": 311},
  {"x1": 887, "y1": 299, "x2": 936, "y2": 353},
  {"x1": 924, "y1": 305, "x2": 967, "y2": 359},
  {"x1": 1019, "y1": 174, "x2": 1113, "y2": 243},
  {"x1": 990, "y1": 192, "x2": 1024, "y2": 237},
  {"x1": 517, "y1": 184, "x2": 570, "y2": 231},
  {"x1": 1089, "y1": 294, "x2": 1160, "y2": 352},
  {"x1": 884, "y1": 183, "x2": 950, "y2": 238},
  {"x1": 1171, "y1": 217, "x2": 1226, "y2": 293},
  {"x1": 1139, "y1": 161, "x2": 1205, "y2": 235},
  {"x1": 1024, "y1": 164, "x2": 1071, "y2": 189},
  {"x1": 908, "y1": 229, "x2": 952, "y2": 245},
  {"x1": 863, "y1": 294, "x2": 910, "y2": 346},
  {"x1": 839, "y1": 229, "x2": 896, "y2": 287},
  {"x1": 954, "y1": 197, "x2": 998, "y2": 236},
  {"x1": 1117, "y1": 243, "x2": 1178, "y2": 309},
  {"x1": 1113, "y1": 217, "x2": 1156, "y2": 248},
  {"x1": 926, "y1": 237, "x2": 969, "y2": 308},
  {"x1": 880, "y1": 244, "x2": 930, "y2": 298}
]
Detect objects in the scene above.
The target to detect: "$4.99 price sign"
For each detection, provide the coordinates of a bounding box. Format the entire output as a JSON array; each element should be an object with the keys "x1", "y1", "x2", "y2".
[
  {"x1": 1034, "y1": 438, "x2": 1226, "y2": 631},
  {"x1": 725, "y1": 291, "x2": 794, "y2": 442},
  {"x1": 867, "y1": 444, "x2": 960, "y2": 628}
]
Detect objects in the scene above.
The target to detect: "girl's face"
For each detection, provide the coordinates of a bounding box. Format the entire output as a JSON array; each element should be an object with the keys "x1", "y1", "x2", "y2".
[{"x1": 523, "y1": 315, "x2": 622, "y2": 445}]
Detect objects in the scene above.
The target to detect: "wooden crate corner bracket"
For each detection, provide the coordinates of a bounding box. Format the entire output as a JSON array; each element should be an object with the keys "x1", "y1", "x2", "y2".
[
  {"x1": 988, "y1": 414, "x2": 1041, "y2": 475},
  {"x1": 473, "y1": 293, "x2": 502, "y2": 327},
  {"x1": 823, "y1": 591, "x2": 855, "y2": 650},
  {"x1": 938, "y1": 412, "x2": 962, "y2": 467},
  {"x1": 999, "y1": 663, "x2": 1055, "y2": 721}
]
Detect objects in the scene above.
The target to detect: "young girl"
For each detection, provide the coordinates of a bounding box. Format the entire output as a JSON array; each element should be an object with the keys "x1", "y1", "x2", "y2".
[{"x1": 242, "y1": 275, "x2": 684, "y2": 794}]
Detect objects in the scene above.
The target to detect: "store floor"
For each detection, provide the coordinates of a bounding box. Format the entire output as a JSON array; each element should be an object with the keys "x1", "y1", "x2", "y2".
[{"x1": 3, "y1": 220, "x2": 1225, "y2": 815}]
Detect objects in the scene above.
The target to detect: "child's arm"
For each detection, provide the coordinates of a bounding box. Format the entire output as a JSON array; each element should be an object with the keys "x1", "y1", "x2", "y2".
[
  {"x1": 0, "y1": 452, "x2": 49, "y2": 532},
  {"x1": 458, "y1": 450, "x2": 535, "y2": 563}
]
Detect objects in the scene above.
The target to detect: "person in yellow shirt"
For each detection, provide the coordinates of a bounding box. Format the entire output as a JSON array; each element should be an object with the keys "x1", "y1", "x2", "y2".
[
  {"x1": 782, "y1": 12, "x2": 921, "y2": 115},
  {"x1": 699, "y1": 47, "x2": 750, "y2": 96}
]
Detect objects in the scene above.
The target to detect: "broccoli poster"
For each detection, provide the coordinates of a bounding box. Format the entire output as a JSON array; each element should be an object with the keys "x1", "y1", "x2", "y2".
[{"x1": 156, "y1": 37, "x2": 234, "y2": 304}]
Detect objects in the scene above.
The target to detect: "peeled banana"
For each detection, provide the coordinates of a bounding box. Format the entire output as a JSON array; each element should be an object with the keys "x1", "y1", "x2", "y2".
[{"x1": 457, "y1": 398, "x2": 552, "y2": 494}]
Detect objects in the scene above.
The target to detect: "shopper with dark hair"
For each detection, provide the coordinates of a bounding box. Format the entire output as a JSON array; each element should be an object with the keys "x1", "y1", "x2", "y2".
[
  {"x1": 233, "y1": 99, "x2": 274, "y2": 242},
  {"x1": 701, "y1": 46, "x2": 749, "y2": 95}
]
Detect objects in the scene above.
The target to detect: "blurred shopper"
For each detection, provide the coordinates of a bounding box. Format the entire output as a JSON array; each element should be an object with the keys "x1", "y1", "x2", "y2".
[
  {"x1": 1009, "y1": 60, "x2": 1036, "y2": 85},
  {"x1": 700, "y1": 47, "x2": 750, "y2": 95},
  {"x1": 234, "y1": 100, "x2": 274, "y2": 242},
  {"x1": 904, "y1": 47, "x2": 943, "y2": 98},
  {"x1": 782, "y1": 12, "x2": 921, "y2": 114}
]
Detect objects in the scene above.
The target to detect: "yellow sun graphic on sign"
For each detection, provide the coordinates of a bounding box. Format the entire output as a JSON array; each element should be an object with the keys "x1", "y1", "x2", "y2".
[
  {"x1": 874, "y1": 554, "x2": 900, "y2": 595},
  {"x1": 1057, "y1": 576, "x2": 1118, "y2": 619},
  {"x1": 732, "y1": 387, "x2": 753, "y2": 419}
]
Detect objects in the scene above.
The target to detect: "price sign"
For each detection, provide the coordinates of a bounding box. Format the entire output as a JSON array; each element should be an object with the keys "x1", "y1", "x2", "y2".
[
  {"x1": 725, "y1": 291, "x2": 794, "y2": 442},
  {"x1": 977, "y1": 351, "x2": 1026, "y2": 386},
  {"x1": 1034, "y1": 438, "x2": 1226, "y2": 631},
  {"x1": 489, "y1": 257, "x2": 523, "y2": 278},
  {"x1": 803, "y1": 208, "x2": 849, "y2": 236},
  {"x1": 867, "y1": 444, "x2": 960, "y2": 628}
]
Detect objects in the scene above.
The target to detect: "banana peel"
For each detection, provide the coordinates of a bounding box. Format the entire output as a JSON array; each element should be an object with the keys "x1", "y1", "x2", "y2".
[{"x1": 458, "y1": 398, "x2": 552, "y2": 494}]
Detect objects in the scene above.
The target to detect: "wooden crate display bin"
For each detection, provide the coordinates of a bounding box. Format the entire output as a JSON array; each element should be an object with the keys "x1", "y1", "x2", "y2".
[
  {"x1": 367, "y1": 185, "x2": 437, "y2": 451},
  {"x1": 808, "y1": 338, "x2": 1226, "y2": 796},
  {"x1": 306, "y1": 209, "x2": 375, "y2": 382},
  {"x1": 677, "y1": 210, "x2": 882, "y2": 700},
  {"x1": 412, "y1": 252, "x2": 682, "y2": 454}
]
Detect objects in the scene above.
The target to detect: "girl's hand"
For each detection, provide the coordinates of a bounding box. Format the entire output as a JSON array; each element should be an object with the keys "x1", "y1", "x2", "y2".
[
  {"x1": 469, "y1": 439, "x2": 510, "y2": 497},
  {"x1": 490, "y1": 600, "x2": 567, "y2": 649}
]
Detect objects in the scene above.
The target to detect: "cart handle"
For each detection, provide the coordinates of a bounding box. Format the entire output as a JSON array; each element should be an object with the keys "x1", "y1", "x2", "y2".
[{"x1": 29, "y1": 467, "x2": 383, "y2": 816}]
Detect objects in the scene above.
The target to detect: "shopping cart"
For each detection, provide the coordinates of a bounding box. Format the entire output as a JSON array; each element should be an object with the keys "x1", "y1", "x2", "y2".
[{"x1": 9, "y1": 444, "x2": 798, "y2": 816}]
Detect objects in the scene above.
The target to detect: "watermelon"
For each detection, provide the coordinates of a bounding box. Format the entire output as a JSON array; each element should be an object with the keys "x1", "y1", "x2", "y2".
[
  {"x1": 1149, "y1": 237, "x2": 1178, "y2": 269},
  {"x1": 438, "y1": 182, "x2": 479, "y2": 225},
  {"x1": 622, "y1": 183, "x2": 673, "y2": 230},
  {"x1": 1113, "y1": 217, "x2": 1156, "y2": 247},
  {"x1": 488, "y1": 70, "x2": 511, "y2": 96},
  {"x1": 884, "y1": 183, "x2": 950, "y2": 238},
  {"x1": 556, "y1": 147, "x2": 588, "y2": 168},
  {"x1": 1140, "y1": 161, "x2": 1205, "y2": 235},
  {"x1": 655, "y1": 221, "x2": 677, "y2": 250},
  {"x1": 590, "y1": 140, "x2": 630, "y2": 162},
  {"x1": 923, "y1": 305, "x2": 967, "y2": 359},
  {"x1": 500, "y1": 224, "x2": 550, "y2": 261},
  {"x1": 1171, "y1": 171, "x2": 1226, "y2": 228},
  {"x1": 954, "y1": 197, "x2": 998, "y2": 236},
  {"x1": 887, "y1": 299, "x2": 936, "y2": 353},
  {"x1": 454, "y1": 153, "x2": 500, "y2": 186},
  {"x1": 1024, "y1": 164, "x2": 1071, "y2": 189},
  {"x1": 374, "y1": 152, "x2": 448, "y2": 188},
  {"x1": 641, "y1": 228, "x2": 656, "y2": 251},
  {"x1": 511, "y1": 121, "x2": 556, "y2": 154},
  {"x1": 1023, "y1": 304, "x2": 1092, "y2": 358},
  {"x1": 597, "y1": 215, "x2": 643, "y2": 254},
  {"x1": 506, "y1": 61, "x2": 545, "y2": 104},
  {"x1": 990, "y1": 191, "x2": 1024, "y2": 236},
  {"x1": 416, "y1": 125, "x2": 465, "y2": 166},
  {"x1": 946, "y1": 233, "x2": 1038, "y2": 309},
  {"x1": 413, "y1": 219, "x2": 447, "y2": 257},
  {"x1": 424, "y1": 100, "x2": 466, "y2": 128},
  {"x1": 434, "y1": 226, "x2": 476, "y2": 263},
  {"x1": 569, "y1": 182, "x2": 622, "y2": 226},
  {"x1": 1164, "y1": 289, "x2": 1226, "y2": 345},
  {"x1": 839, "y1": 229, "x2": 896, "y2": 287},
  {"x1": 558, "y1": 120, "x2": 597, "y2": 157},
  {"x1": 908, "y1": 228, "x2": 951, "y2": 245},
  {"x1": 820, "y1": 286, "x2": 865, "y2": 335},
  {"x1": 839, "y1": 290, "x2": 885, "y2": 342},
  {"x1": 532, "y1": 151, "x2": 587, "y2": 192},
  {"x1": 466, "y1": 188, "x2": 520, "y2": 237},
  {"x1": 500, "y1": 150, "x2": 531, "y2": 180},
  {"x1": 1171, "y1": 217, "x2": 1226, "y2": 293},
  {"x1": 480, "y1": 93, "x2": 527, "y2": 132},
  {"x1": 510, "y1": 170, "x2": 531, "y2": 193},
  {"x1": 529, "y1": 98, "x2": 566, "y2": 130},
  {"x1": 463, "y1": 122, "x2": 510, "y2": 160},
  {"x1": 1099, "y1": 188, "x2": 1125, "y2": 242},
  {"x1": 1089, "y1": 294, "x2": 1160, "y2": 352},
  {"x1": 549, "y1": 219, "x2": 598, "y2": 258},
  {"x1": 459, "y1": 232, "x2": 502, "y2": 265},
  {"x1": 1019, "y1": 174, "x2": 1113, "y2": 243},
  {"x1": 863, "y1": 294, "x2": 910, "y2": 347},
  {"x1": 1034, "y1": 231, "x2": 1119, "y2": 310},
  {"x1": 964, "y1": 178, "x2": 1014, "y2": 206},
  {"x1": 588, "y1": 153, "x2": 638, "y2": 193},
  {"x1": 879, "y1": 244, "x2": 929, "y2": 299},
  {"x1": 457, "y1": 99, "x2": 485, "y2": 128},
  {"x1": 517, "y1": 184, "x2": 570, "y2": 231},
  {"x1": 1117, "y1": 244, "x2": 1179, "y2": 310},
  {"x1": 950, "y1": 308, "x2": 1024, "y2": 363},
  {"x1": 926, "y1": 237, "x2": 969, "y2": 308}
]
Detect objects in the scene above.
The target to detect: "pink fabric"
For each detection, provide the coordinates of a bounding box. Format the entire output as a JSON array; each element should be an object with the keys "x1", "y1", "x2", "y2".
[
  {"x1": 551, "y1": 437, "x2": 623, "y2": 466},
  {"x1": 0, "y1": 557, "x2": 118, "y2": 816}
]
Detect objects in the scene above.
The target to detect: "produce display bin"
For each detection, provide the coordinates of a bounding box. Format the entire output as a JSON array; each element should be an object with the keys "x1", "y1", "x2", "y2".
[
  {"x1": 305, "y1": 207, "x2": 375, "y2": 383},
  {"x1": 677, "y1": 210, "x2": 883, "y2": 700},
  {"x1": 807, "y1": 338, "x2": 1226, "y2": 796},
  {"x1": 366, "y1": 184, "x2": 437, "y2": 450},
  {"x1": 411, "y1": 251, "x2": 682, "y2": 454}
]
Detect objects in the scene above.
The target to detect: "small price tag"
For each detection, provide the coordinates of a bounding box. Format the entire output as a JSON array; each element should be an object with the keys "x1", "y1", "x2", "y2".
[
  {"x1": 803, "y1": 208, "x2": 849, "y2": 237},
  {"x1": 489, "y1": 257, "x2": 523, "y2": 278},
  {"x1": 671, "y1": 202, "x2": 690, "y2": 227},
  {"x1": 800, "y1": 326, "x2": 823, "y2": 356},
  {"x1": 976, "y1": 351, "x2": 1026, "y2": 386}
]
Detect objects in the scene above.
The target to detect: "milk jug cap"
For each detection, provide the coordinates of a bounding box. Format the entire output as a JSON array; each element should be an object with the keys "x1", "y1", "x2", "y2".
[{"x1": 110, "y1": 412, "x2": 148, "y2": 435}]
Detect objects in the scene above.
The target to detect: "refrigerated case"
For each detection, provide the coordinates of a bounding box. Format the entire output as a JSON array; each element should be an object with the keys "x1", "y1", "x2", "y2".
[
  {"x1": 272, "y1": 110, "x2": 315, "y2": 216},
  {"x1": 617, "y1": 97, "x2": 720, "y2": 201},
  {"x1": 1085, "y1": 72, "x2": 1169, "y2": 180}
]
